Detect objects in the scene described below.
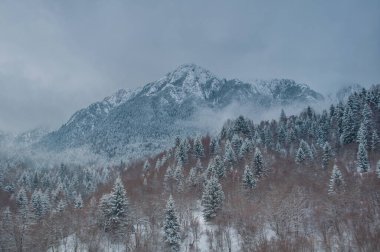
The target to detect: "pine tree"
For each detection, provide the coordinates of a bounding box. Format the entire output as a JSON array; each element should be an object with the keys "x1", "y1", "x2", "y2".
[
  {"x1": 376, "y1": 160, "x2": 380, "y2": 178},
  {"x1": 194, "y1": 136, "x2": 205, "y2": 158},
  {"x1": 224, "y1": 140, "x2": 236, "y2": 166},
  {"x1": 242, "y1": 165, "x2": 256, "y2": 190},
  {"x1": 356, "y1": 122, "x2": 368, "y2": 149},
  {"x1": 209, "y1": 137, "x2": 219, "y2": 156},
  {"x1": 163, "y1": 195, "x2": 181, "y2": 252},
  {"x1": 357, "y1": 142, "x2": 370, "y2": 173},
  {"x1": 187, "y1": 167, "x2": 198, "y2": 187},
  {"x1": 143, "y1": 160, "x2": 151, "y2": 173},
  {"x1": 253, "y1": 148, "x2": 265, "y2": 178},
  {"x1": 328, "y1": 165, "x2": 344, "y2": 194},
  {"x1": 174, "y1": 164, "x2": 185, "y2": 192},
  {"x1": 201, "y1": 176, "x2": 225, "y2": 220},
  {"x1": 56, "y1": 199, "x2": 66, "y2": 213},
  {"x1": 341, "y1": 106, "x2": 356, "y2": 144},
  {"x1": 295, "y1": 147, "x2": 306, "y2": 164},
  {"x1": 372, "y1": 130, "x2": 379, "y2": 151},
  {"x1": 322, "y1": 142, "x2": 332, "y2": 170},
  {"x1": 99, "y1": 176, "x2": 130, "y2": 235},
  {"x1": 213, "y1": 155, "x2": 225, "y2": 178},
  {"x1": 74, "y1": 194, "x2": 83, "y2": 209},
  {"x1": 231, "y1": 134, "x2": 242, "y2": 154},
  {"x1": 16, "y1": 187, "x2": 30, "y2": 223},
  {"x1": 238, "y1": 138, "x2": 251, "y2": 159}
]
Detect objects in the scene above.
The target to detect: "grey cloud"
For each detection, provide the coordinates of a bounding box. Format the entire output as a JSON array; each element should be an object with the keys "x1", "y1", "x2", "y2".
[{"x1": 0, "y1": 0, "x2": 379, "y2": 132}]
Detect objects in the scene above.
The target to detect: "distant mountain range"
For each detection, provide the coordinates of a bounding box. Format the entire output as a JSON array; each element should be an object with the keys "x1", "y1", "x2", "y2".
[{"x1": 32, "y1": 64, "x2": 328, "y2": 159}]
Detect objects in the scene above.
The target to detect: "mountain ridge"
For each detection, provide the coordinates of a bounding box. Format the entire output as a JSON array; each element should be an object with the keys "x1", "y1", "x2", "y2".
[{"x1": 38, "y1": 64, "x2": 325, "y2": 159}]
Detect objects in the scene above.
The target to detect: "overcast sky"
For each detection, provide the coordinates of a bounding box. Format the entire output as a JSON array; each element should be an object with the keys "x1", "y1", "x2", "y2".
[{"x1": 0, "y1": 0, "x2": 379, "y2": 133}]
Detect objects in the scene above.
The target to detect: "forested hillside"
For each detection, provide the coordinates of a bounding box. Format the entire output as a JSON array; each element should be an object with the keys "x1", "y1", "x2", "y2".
[{"x1": 1, "y1": 85, "x2": 380, "y2": 251}]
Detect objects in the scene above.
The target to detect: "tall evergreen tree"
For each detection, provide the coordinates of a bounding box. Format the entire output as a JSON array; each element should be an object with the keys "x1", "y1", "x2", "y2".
[
  {"x1": 143, "y1": 160, "x2": 151, "y2": 173},
  {"x1": 74, "y1": 194, "x2": 83, "y2": 209},
  {"x1": 194, "y1": 136, "x2": 205, "y2": 158},
  {"x1": 242, "y1": 165, "x2": 256, "y2": 190},
  {"x1": 239, "y1": 138, "x2": 251, "y2": 159},
  {"x1": 372, "y1": 130, "x2": 379, "y2": 151},
  {"x1": 224, "y1": 140, "x2": 236, "y2": 167},
  {"x1": 100, "y1": 176, "x2": 130, "y2": 236},
  {"x1": 341, "y1": 106, "x2": 356, "y2": 144},
  {"x1": 357, "y1": 142, "x2": 370, "y2": 173},
  {"x1": 328, "y1": 165, "x2": 344, "y2": 194},
  {"x1": 322, "y1": 142, "x2": 333, "y2": 170},
  {"x1": 201, "y1": 176, "x2": 225, "y2": 220},
  {"x1": 253, "y1": 148, "x2": 265, "y2": 178},
  {"x1": 356, "y1": 122, "x2": 368, "y2": 149},
  {"x1": 163, "y1": 195, "x2": 181, "y2": 252}
]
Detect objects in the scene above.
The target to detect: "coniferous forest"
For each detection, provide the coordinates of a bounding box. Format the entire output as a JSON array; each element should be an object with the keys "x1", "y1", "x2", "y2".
[{"x1": 1, "y1": 86, "x2": 380, "y2": 251}]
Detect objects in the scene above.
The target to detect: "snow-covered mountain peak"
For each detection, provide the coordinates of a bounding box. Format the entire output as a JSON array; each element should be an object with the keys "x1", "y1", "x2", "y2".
[
  {"x1": 142, "y1": 64, "x2": 221, "y2": 102},
  {"x1": 103, "y1": 88, "x2": 137, "y2": 107}
]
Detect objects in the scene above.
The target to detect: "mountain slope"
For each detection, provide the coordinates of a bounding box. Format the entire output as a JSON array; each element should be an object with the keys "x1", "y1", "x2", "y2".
[{"x1": 38, "y1": 64, "x2": 324, "y2": 158}]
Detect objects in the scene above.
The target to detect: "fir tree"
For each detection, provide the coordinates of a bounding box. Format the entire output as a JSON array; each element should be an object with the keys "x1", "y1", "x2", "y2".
[
  {"x1": 174, "y1": 164, "x2": 185, "y2": 192},
  {"x1": 74, "y1": 194, "x2": 83, "y2": 209},
  {"x1": 100, "y1": 176, "x2": 131, "y2": 235},
  {"x1": 143, "y1": 160, "x2": 151, "y2": 173},
  {"x1": 253, "y1": 148, "x2": 265, "y2": 178},
  {"x1": 194, "y1": 136, "x2": 205, "y2": 158},
  {"x1": 322, "y1": 142, "x2": 332, "y2": 170},
  {"x1": 187, "y1": 167, "x2": 198, "y2": 187},
  {"x1": 163, "y1": 195, "x2": 181, "y2": 252},
  {"x1": 295, "y1": 147, "x2": 306, "y2": 164},
  {"x1": 231, "y1": 134, "x2": 243, "y2": 154},
  {"x1": 209, "y1": 137, "x2": 219, "y2": 156},
  {"x1": 16, "y1": 187, "x2": 30, "y2": 222},
  {"x1": 238, "y1": 138, "x2": 251, "y2": 159},
  {"x1": 341, "y1": 106, "x2": 356, "y2": 144},
  {"x1": 372, "y1": 130, "x2": 379, "y2": 151},
  {"x1": 356, "y1": 122, "x2": 368, "y2": 149},
  {"x1": 357, "y1": 142, "x2": 370, "y2": 173},
  {"x1": 224, "y1": 140, "x2": 236, "y2": 167},
  {"x1": 56, "y1": 199, "x2": 66, "y2": 213},
  {"x1": 376, "y1": 160, "x2": 380, "y2": 178},
  {"x1": 242, "y1": 165, "x2": 256, "y2": 190},
  {"x1": 201, "y1": 176, "x2": 225, "y2": 220},
  {"x1": 328, "y1": 165, "x2": 344, "y2": 194}
]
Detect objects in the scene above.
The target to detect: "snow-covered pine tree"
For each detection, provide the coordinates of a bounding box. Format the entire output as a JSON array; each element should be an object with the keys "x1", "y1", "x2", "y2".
[
  {"x1": 372, "y1": 130, "x2": 379, "y2": 151},
  {"x1": 362, "y1": 103, "x2": 373, "y2": 135},
  {"x1": 239, "y1": 138, "x2": 251, "y2": 159},
  {"x1": 174, "y1": 164, "x2": 185, "y2": 192},
  {"x1": 74, "y1": 194, "x2": 83, "y2": 209},
  {"x1": 224, "y1": 140, "x2": 236, "y2": 167},
  {"x1": 376, "y1": 160, "x2": 380, "y2": 178},
  {"x1": 253, "y1": 147, "x2": 265, "y2": 178},
  {"x1": 201, "y1": 176, "x2": 225, "y2": 220},
  {"x1": 322, "y1": 142, "x2": 332, "y2": 170},
  {"x1": 328, "y1": 165, "x2": 344, "y2": 194},
  {"x1": 143, "y1": 160, "x2": 151, "y2": 173},
  {"x1": 187, "y1": 166, "x2": 198, "y2": 188},
  {"x1": 16, "y1": 187, "x2": 30, "y2": 221},
  {"x1": 163, "y1": 195, "x2": 181, "y2": 252},
  {"x1": 56, "y1": 199, "x2": 66, "y2": 213},
  {"x1": 213, "y1": 155, "x2": 225, "y2": 178},
  {"x1": 341, "y1": 106, "x2": 356, "y2": 144},
  {"x1": 194, "y1": 136, "x2": 205, "y2": 158},
  {"x1": 357, "y1": 142, "x2": 370, "y2": 173},
  {"x1": 100, "y1": 176, "x2": 130, "y2": 236},
  {"x1": 242, "y1": 165, "x2": 256, "y2": 190},
  {"x1": 231, "y1": 134, "x2": 243, "y2": 154},
  {"x1": 356, "y1": 122, "x2": 368, "y2": 149},
  {"x1": 210, "y1": 137, "x2": 220, "y2": 156}
]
